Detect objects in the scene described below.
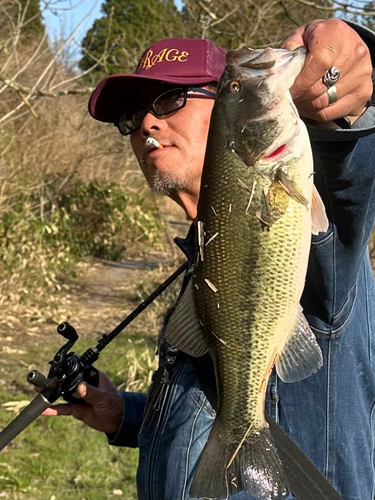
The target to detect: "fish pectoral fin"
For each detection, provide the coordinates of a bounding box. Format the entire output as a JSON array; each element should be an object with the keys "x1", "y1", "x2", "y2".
[
  {"x1": 275, "y1": 305, "x2": 323, "y2": 383},
  {"x1": 275, "y1": 169, "x2": 309, "y2": 207},
  {"x1": 190, "y1": 420, "x2": 289, "y2": 499},
  {"x1": 262, "y1": 181, "x2": 290, "y2": 225},
  {"x1": 164, "y1": 279, "x2": 210, "y2": 357},
  {"x1": 311, "y1": 183, "x2": 329, "y2": 235}
]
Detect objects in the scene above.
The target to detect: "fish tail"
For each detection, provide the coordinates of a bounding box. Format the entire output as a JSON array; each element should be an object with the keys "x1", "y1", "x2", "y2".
[{"x1": 190, "y1": 420, "x2": 289, "y2": 500}]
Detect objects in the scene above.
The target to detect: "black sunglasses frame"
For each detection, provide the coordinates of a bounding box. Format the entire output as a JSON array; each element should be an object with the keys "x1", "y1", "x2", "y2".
[{"x1": 115, "y1": 87, "x2": 216, "y2": 136}]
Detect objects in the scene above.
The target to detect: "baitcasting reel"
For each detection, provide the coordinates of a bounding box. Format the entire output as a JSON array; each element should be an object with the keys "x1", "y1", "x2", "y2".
[{"x1": 27, "y1": 321, "x2": 99, "y2": 403}]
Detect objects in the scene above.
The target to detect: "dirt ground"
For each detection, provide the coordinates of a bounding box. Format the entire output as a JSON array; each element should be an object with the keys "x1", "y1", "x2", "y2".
[{"x1": 56, "y1": 214, "x2": 190, "y2": 339}]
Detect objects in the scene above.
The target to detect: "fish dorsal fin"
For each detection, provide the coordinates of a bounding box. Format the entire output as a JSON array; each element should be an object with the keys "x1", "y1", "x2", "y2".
[
  {"x1": 311, "y1": 183, "x2": 329, "y2": 235},
  {"x1": 275, "y1": 305, "x2": 323, "y2": 383},
  {"x1": 164, "y1": 279, "x2": 210, "y2": 357},
  {"x1": 275, "y1": 169, "x2": 309, "y2": 206}
]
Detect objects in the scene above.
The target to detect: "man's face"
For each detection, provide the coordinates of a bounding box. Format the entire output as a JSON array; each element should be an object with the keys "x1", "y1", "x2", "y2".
[{"x1": 130, "y1": 86, "x2": 215, "y2": 211}]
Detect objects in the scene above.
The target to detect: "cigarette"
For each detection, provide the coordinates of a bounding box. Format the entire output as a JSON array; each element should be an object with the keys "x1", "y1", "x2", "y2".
[{"x1": 146, "y1": 137, "x2": 163, "y2": 149}]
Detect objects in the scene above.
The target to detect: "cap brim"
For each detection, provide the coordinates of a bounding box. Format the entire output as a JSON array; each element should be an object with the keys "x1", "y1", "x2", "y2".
[{"x1": 89, "y1": 73, "x2": 217, "y2": 123}]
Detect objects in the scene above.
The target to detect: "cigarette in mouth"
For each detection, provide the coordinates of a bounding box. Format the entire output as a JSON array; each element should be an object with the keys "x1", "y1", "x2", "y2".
[{"x1": 146, "y1": 137, "x2": 163, "y2": 149}]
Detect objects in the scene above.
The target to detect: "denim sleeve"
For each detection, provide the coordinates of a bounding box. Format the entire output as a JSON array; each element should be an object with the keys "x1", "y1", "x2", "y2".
[
  {"x1": 106, "y1": 391, "x2": 147, "y2": 448},
  {"x1": 301, "y1": 132, "x2": 375, "y2": 334},
  {"x1": 300, "y1": 22, "x2": 375, "y2": 335}
]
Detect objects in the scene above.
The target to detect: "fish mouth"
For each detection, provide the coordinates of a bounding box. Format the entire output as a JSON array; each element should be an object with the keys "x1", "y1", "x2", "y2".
[
  {"x1": 225, "y1": 47, "x2": 306, "y2": 85},
  {"x1": 226, "y1": 47, "x2": 277, "y2": 70},
  {"x1": 226, "y1": 46, "x2": 306, "y2": 70}
]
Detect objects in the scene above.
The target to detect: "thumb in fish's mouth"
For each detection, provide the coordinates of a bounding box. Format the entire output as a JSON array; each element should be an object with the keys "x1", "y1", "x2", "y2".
[{"x1": 293, "y1": 46, "x2": 307, "y2": 56}]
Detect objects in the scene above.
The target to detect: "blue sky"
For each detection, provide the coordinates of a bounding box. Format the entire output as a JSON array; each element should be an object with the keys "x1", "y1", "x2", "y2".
[{"x1": 43, "y1": 0, "x2": 184, "y2": 46}]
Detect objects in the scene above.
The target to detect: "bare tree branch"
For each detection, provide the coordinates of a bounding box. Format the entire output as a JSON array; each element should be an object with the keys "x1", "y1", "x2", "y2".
[
  {"x1": 0, "y1": 75, "x2": 94, "y2": 96},
  {"x1": 0, "y1": 0, "x2": 114, "y2": 125},
  {"x1": 0, "y1": 32, "x2": 47, "y2": 95},
  {"x1": 291, "y1": 0, "x2": 375, "y2": 15}
]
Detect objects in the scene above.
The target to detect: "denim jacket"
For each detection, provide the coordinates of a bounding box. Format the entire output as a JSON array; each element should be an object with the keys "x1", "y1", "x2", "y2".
[{"x1": 108, "y1": 25, "x2": 375, "y2": 500}]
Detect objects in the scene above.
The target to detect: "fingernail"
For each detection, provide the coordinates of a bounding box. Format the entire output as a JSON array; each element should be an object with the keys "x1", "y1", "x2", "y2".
[{"x1": 78, "y1": 382, "x2": 87, "y2": 397}]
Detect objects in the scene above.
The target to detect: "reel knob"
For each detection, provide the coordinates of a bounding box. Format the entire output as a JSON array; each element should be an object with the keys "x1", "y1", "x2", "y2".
[
  {"x1": 57, "y1": 322, "x2": 78, "y2": 341},
  {"x1": 27, "y1": 370, "x2": 48, "y2": 388}
]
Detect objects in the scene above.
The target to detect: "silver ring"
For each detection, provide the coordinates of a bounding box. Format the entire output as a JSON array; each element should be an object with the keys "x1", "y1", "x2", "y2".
[
  {"x1": 323, "y1": 66, "x2": 340, "y2": 105},
  {"x1": 323, "y1": 66, "x2": 340, "y2": 87},
  {"x1": 326, "y1": 85, "x2": 338, "y2": 104}
]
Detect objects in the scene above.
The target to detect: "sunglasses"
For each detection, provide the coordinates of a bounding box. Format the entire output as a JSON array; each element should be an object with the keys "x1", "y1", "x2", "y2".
[{"x1": 115, "y1": 87, "x2": 216, "y2": 136}]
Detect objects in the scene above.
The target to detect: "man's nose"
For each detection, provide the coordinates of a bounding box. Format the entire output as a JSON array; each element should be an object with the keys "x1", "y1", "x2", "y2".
[{"x1": 140, "y1": 111, "x2": 168, "y2": 136}]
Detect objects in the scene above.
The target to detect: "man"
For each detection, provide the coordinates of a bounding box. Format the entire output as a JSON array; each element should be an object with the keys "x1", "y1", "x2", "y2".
[{"x1": 44, "y1": 19, "x2": 375, "y2": 500}]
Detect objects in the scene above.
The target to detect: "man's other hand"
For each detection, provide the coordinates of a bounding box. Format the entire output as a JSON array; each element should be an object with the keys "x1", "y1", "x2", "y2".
[{"x1": 283, "y1": 19, "x2": 373, "y2": 122}]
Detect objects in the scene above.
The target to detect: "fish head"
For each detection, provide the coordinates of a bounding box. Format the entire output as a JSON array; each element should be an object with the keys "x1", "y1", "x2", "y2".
[
  {"x1": 215, "y1": 47, "x2": 307, "y2": 167},
  {"x1": 225, "y1": 46, "x2": 306, "y2": 94}
]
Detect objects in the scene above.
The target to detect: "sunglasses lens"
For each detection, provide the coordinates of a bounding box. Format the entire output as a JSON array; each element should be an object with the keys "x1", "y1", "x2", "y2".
[
  {"x1": 116, "y1": 88, "x2": 190, "y2": 135},
  {"x1": 154, "y1": 89, "x2": 186, "y2": 115},
  {"x1": 117, "y1": 108, "x2": 145, "y2": 135}
]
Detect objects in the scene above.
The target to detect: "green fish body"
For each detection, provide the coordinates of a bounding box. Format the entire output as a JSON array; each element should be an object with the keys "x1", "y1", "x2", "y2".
[{"x1": 166, "y1": 47, "x2": 327, "y2": 500}]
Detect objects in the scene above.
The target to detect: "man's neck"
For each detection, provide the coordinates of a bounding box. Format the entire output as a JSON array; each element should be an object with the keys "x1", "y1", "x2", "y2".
[{"x1": 170, "y1": 191, "x2": 199, "y2": 221}]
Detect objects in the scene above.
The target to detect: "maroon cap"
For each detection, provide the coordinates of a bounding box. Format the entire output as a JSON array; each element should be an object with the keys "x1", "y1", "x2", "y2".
[{"x1": 88, "y1": 38, "x2": 226, "y2": 123}]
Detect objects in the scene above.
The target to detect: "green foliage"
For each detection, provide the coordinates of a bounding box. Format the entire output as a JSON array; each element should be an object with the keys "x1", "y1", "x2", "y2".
[
  {"x1": 79, "y1": 0, "x2": 186, "y2": 83},
  {"x1": 78, "y1": 0, "x2": 333, "y2": 84},
  {"x1": 1, "y1": 175, "x2": 162, "y2": 260},
  {"x1": 20, "y1": 0, "x2": 44, "y2": 35},
  {"x1": 0, "y1": 260, "x2": 183, "y2": 499},
  {"x1": 0, "y1": 175, "x2": 163, "y2": 304}
]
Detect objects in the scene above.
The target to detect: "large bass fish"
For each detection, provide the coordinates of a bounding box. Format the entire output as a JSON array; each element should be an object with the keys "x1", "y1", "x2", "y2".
[{"x1": 165, "y1": 47, "x2": 328, "y2": 499}]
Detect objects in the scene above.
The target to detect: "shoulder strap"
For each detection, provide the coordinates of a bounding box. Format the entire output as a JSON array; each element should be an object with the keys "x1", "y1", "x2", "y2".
[{"x1": 193, "y1": 354, "x2": 343, "y2": 500}]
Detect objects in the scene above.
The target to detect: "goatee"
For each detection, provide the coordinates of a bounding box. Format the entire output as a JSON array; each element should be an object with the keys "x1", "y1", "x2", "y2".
[{"x1": 151, "y1": 170, "x2": 190, "y2": 196}]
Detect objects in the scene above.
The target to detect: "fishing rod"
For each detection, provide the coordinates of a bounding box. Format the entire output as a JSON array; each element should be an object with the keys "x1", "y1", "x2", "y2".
[{"x1": 0, "y1": 260, "x2": 189, "y2": 451}]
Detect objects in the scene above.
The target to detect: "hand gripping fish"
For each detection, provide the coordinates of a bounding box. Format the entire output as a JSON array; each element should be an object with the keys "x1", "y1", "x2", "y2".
[{"x1": 165, "y1": 47, "x2": 328, "y2": 499}]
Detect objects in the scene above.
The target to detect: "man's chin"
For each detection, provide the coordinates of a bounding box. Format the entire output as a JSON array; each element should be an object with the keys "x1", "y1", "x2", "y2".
[{"x1": 150, "y1": 171, "x2": 187, "y2": 196}]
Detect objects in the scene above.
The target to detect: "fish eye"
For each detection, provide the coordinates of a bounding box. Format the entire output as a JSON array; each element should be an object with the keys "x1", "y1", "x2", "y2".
[{"x1": 229, "y1": 81, "x2": 240, "y2": 93}]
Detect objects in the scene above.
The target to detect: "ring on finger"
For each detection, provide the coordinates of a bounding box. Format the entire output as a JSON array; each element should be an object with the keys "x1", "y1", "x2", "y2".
[
  {"x1": 323, "y1": 66, "x2": 340, "y2": 87},
  {"x1": 326, "y1": 85, "x2": 339, "y2": 105},
  {"x1": 323, "y1": 66, "x2": 340, "y2": 105}
]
